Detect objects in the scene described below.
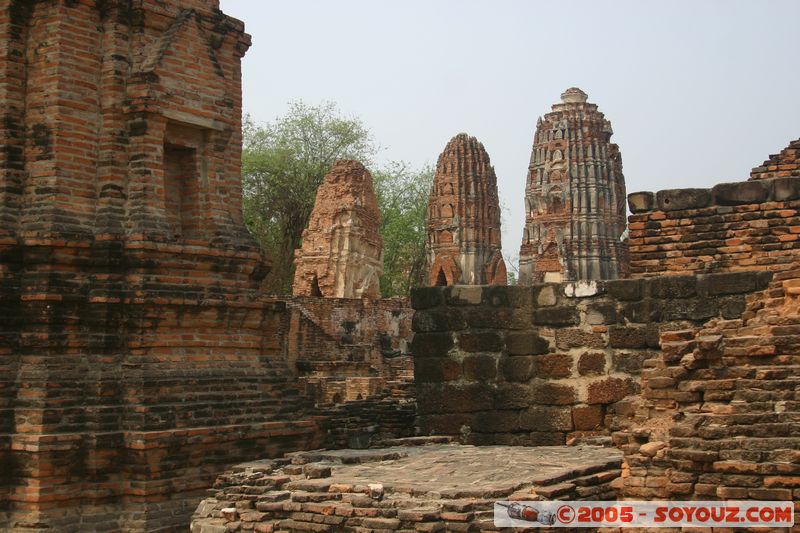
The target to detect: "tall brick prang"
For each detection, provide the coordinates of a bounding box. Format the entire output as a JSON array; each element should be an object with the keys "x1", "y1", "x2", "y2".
[
  {"x1": 426, "y1": 133, "x2": 506, "y2": 286},
  {"x1": 0, "y1": 1, "x2": 323, "y2": 531},
  {"x1": 293, "y1": 160, "x2": 383, "y2": 299},
  {"x1": 519, "y1": 88, "x2": 628, "y2": 284}
]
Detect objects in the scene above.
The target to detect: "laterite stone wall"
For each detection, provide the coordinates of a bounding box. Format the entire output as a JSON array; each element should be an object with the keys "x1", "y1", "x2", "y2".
[{"x1": 410, "y1": 273, "x2": 771, "y2": 446}]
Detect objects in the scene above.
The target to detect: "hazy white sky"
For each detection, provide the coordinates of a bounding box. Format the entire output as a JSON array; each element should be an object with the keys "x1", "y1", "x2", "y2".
[{"x1": 221, "y1": 0, "x2": 799, "y2": 269}]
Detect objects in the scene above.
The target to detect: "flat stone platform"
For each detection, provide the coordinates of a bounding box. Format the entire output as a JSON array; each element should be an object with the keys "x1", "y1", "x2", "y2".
[{"x1": 191, "y1": 442, "x2": 622, "y2": 532}]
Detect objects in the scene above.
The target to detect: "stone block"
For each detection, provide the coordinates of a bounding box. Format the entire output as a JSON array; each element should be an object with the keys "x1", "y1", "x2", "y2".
[
  {"x1": 655, "y1": 188, "x2": 712, "y2": 211},
  {"x1": 647, "y1": 275, "x2": 697, "y2": 298},
  {"x1": 605, "y1": 279, "x2": 642, "y2": 301},
  {"x1": 463, "y1": 307, "x2": 514, "y2": 328},
  {"x1": 555, "y1": 328, "x2": 606, "y2": 349},
  {"x1": 719, "y1": 296, "x2": 747, "y2": 319},
  {"x1": 711, "y1": 181, "x2": 772, "y2": 205},
  {"x1": 415, "y1": 358, "x2": 461, "y2": 383},
  {"x1": 586, "y1": 302, "x2": 618, "y2": 325},
  {"x1": 499, "y1": 356, "x2": 535, "y2": 382},
  {"x1": 705, "y1": 271, "x2": 763, "y2": 295},
  {"x1": 612, "y1": 351, "x2": 653, "y2": 374},
  {"x1": 458, "y1": 331, "x2": 503, "y2": 353},
  {"x1": 564, "y1": 280, "x2": 603, "y2": 298},
  {"x1": 621, "y1": 299, "x2": 660, "y2": 323},
  {"x1": 480, "y1": 286, "x2": 514, "y2": 307},
  {"x1": 462, "y1": 354, "x2": 497, "y2": 381},
  {"x1": 772, "y1": 176, "x2": 800, "y2": 201},
  {"x1": 506, "y1": 331, "x2": 550, "y2": 355},
  {"x1": 444, "y1": 383, "x2": 495, "y2": 413},
  {"x1": 571, "y1": 405, "x2": 604, "y2": 431},
  {"x1": 412, "y1": 308, "x2": 465, "y2": 332},
  {"x1": 578, "y1": 351, "x2": 606, "y2": 376},
  {"x1": 445, "y1": 286, "x2": 483, "y2": 305},
  {"x1": 410, "y1": 288, "x2": 444, "y2": 310},
  {"x1": 627, "y1": 192, "x2": 655, "y2": 213},
  {"x1": 519, "y1": 406, "x2": 573, "y2": 432},
  {"x1": 533, "y1": 306, "x2": 579, "y2": 326},
  {"x1": 587, "y1": 377, "x2": 636, "y2": 404},
  {"x1": 494, "y1": 383, "x2": 535, "y2": 409},
  {"x1": 609, "y1": 326, "x2": 648, "y2": 349},
  {"x1": 474, "y1": 410, "x2": 521, "y2": 433},
  {"x1": 711, "y1": 180, "x2": 771, "y2": 205},
  {"x1": 410, "y1": 332, "x2": 454, "y2": 358},
  {"x1": 533, "y1": 284, "x2": 559, "y2": 307},
  {"x1": 533, "y1": 353, "x2": 572, "y2": 379},
  {"x1": 533, "y1": 381, "x2": 577, "y2": 405}
]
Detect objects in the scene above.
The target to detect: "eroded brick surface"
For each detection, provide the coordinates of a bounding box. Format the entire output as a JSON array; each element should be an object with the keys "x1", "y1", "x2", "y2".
[
  {"x1": 426, "y1": 134, "x2": 506, "y2": 286},
  {"x1": 519, "y1": 88, "x2": 628, "y2": 284},
  {"x1": 610, "y1": 266, "x2": 800, "y2": 503},
  {"x1": 293, "y1": 161, "x2": 383, "y2": 299}
]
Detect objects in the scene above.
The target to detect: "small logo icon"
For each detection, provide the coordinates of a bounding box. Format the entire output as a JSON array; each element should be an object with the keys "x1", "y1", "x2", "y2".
[
  {"x1": 557, "y1": 504, "x2": 576, "y2": 524},
  {"x1": 498, "y1": 502, "x2": 556, "y2": 525}
]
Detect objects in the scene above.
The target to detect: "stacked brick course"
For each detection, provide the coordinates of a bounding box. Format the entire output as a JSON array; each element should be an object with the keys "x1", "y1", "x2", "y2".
[
  {"x1": 426, "y1": 134, "x2": 506, "y2": 286},
  {"x1": 750, "y1": 138, "x2": 800, "y2": 180},
  {"x1": 519, "y1": 88, "x2": 628, "y2": 284},
  {"x1": 628, "y1": 175, "x2": 800, "y2": 277},
  {"x1": 293, "y1": 160, "x2": 383, "y2": 299},
  {"x1": 611, "y1": 266, "x2": 800, "y2": 505},
  {"x1": 410, "y1": 273, "x2": 768, "y2": 446}
]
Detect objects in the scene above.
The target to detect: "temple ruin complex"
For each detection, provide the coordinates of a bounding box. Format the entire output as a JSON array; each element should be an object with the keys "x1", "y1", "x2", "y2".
[
  {"x1": 293, "y1": 160, "x2": 383, "y2": 299},
  {"x1": 1, "y1": 1, "x2": 799, "y2": 532},
  {"x1": 519, "y1": 88, "x2": 628, "y2": 283},
  {"x1": 426, "y1": 134, "x2": 506, "y2": 286}
]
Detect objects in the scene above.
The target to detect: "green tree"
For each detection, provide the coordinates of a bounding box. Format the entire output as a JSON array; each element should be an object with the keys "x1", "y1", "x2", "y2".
[
  {"x1": 373, "y1": 162, "x2": 434, "y2": 297},
  {"x1": 242, "y1": 101, "x2": 377, "y2": 293}
]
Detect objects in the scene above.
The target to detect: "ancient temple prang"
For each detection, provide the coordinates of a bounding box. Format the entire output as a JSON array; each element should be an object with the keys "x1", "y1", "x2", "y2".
[
  {"x1": 518, "y1": 88, "x2": 628, "y2": 283},
  {"x1": 426, "y1": 133, "x2": 506, "y2": 286},
  {"x1": 293, "y1": 160, "x2": 383, "y2": 298}
]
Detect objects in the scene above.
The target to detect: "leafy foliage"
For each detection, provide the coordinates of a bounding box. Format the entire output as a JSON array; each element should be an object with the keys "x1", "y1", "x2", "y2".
[{"x1": 372, "y1": 162, "x2": 434, "y2": 297}]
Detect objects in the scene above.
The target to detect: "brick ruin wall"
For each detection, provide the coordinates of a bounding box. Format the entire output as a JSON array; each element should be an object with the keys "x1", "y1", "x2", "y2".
[
  {"x1": 610, "y1": 265, "x2": 800, "y2": 502},
  {"x1": 628, "y1": 176, "x2": 800, "y2": 277},
  {"x1": 281, "y1": 297, "x2": 417, "y2": 450},
  {"x1": 282, "y1": 297, "x2": 413, "y2": 404},
  {"x1": 410, "y1": 272, "x2": 771, "y2": 446}
]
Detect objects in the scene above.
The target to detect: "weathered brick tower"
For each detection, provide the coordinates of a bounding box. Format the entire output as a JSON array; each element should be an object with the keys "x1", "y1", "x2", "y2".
[
  {"x1": 0, "y1": 1, "x2": 321, "y2": 531},
  {"x1": 518, "y1": 88, "x2": 628, "y2": 283},
  {"x1": 293, "y1": 160, "x2": 383, "y2": 299},
  {"x1": 426, "y1": 133, "x2": 506, "y2": 286}
]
